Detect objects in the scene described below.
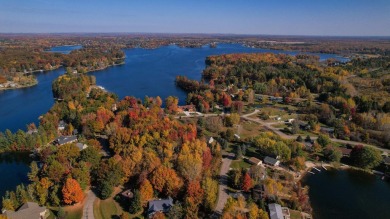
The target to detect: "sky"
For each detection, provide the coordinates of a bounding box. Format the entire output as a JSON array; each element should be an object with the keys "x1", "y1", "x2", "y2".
[{"x1": 0, "y1": 0, "x2": 389, "y2": 36}]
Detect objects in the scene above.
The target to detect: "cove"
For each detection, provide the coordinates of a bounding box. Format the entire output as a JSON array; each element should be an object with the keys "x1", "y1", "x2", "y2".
[
  {"x1": 0, "y1": 43, "x2": 347, "y2": 132},
  {"x1": 302, "y1": 168, "x2": 390, "y2": 219},
  {"x1": 0, "y1": 152, "x2": 32, "y2": 208}
]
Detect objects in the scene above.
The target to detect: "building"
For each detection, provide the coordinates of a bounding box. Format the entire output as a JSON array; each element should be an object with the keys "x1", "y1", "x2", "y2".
[
  {"x1": 76, "y1": 143, "x2": 88, "y2": 151},
  {"x1": 177, "y1": 105, "x2": 196, "y2": 112},
  {"x1": 248, "y1": 157, "x2": 262, "y2": 166},
  {"x1": 264, "y1": 156, "x2": 280, "y2": 166},
  {"x1": 339, "y1": 148, "x2": 352, "y2": 157},
  {"x1": 147, "y1": 197, "x2": 173, "y2": 218},
  {"x1": 208, "y1": 137, "x2": 215, "y2": 144},
  {"x1": 55, "y1": 135, "x2": 77, "y2": 145},
  {"x1": 268, "y1": 203, "x2": 290, "y2": 219},
  {"x1": 58, "y1": 120, "x2": 66, "y2": 131},
  {"x1": 4, "y1": 202, "x2": 49, "y2": 219}
]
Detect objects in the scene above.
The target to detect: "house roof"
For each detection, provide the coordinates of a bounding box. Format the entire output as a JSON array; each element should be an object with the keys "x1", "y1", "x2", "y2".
[
  {"x1": 148, "y1": 197, "x2": 173, "y2": 215},
  {"x1": 56, "y1": 135, "x2": 77, "y2": 145},
  {"x1": 76, "y1": 143, "x2": 87, "y2": 151},
  {"x1": 248, "y1": 157, "x2": 262, "y2": 165},
  {"x1": 339, "y1": 148, "x2": 352, "y2": 155},
  {"x1": 383, "y1": 156, "x2": 390, "y2": 165},
  {"x1": 269, "y1": 203, "x2": 284, "y2": 219},
  {"x1": 264, "y1": 156, "x2": 279, "y2": 166},
  {"x1": 5, "y1": 202, "x2": 47, "y2": 219}
]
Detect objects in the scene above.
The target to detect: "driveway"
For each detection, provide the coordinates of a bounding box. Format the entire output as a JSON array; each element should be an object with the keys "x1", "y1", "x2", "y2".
[
  {"x1": 214, "y1": 157, "x2": 233, "y2": 214},
  {"x1": 82, "y1": 190, "x2": 96, "y2": 219}
]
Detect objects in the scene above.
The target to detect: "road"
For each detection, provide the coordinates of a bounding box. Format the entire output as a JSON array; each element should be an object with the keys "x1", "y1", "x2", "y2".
[
  {"x1": 82, "y1": 190, "x2": 96, "y2": 219},
  {"x1": 214, "y1": 157, "x2": 233, "y2": 215},
  {"x1": 241, "y1": 110, "x2": 390, "y2": 154}
]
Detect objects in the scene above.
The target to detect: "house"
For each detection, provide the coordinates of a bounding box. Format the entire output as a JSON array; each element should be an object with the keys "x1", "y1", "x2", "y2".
[
  {"x1": 339, "y1": 148, "x2": 352, "y2": 157},
  {"x1": 120, "y1": 189, "x2": 134, "y2": 199},
  {"x1": 320, "y1": 127, "x2": 334, "y2": 134},
  {"x1": 4, "y1": 202, "x2": 49, "y2": 219},
  {"x1": 384, "y1": 157, "x2": 390, "y2": 166},
  {"x1": 264, "y1": 156, "x2": 280, "y2": 166},
  {"x1": 76, "y1": 143, "x2": 88, "y2": 151},
  {"x1": 55, "y1": 135, "x2": 77, "y2": 145},
  {"x1": 58, "y1": 120, "x2": 66, "y2": 131},
  {"x1": 27, "y1": 129, "x2": 38, "y2": 135},
  {"x1": 248, "y1": 157, "x2": 262, "y2": 166},
  {"x1": 223, "y1": 152, "x2": 236, "y2": 159},
  {"x1": 178, "y1": 105, "x2": 196, "y2": 112},
  {"x1": 147, "y1": 197, "x2": 173, "y2": 218},
  {"x1": 304, "y1": 141, "x2": 313, "y2": 151},
  {"x1": 268, "y1": 203, "x2": 290, "y2": 219},
  {"x1": 208, "y1": 137, "x2": 215, "y2": 144}
]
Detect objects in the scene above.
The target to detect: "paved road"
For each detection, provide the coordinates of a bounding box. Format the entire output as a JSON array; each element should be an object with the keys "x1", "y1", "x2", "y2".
[
  {"x1": 241, "y1": 110, "x2": 390, "y2": 154},
  {"x1": 82, "y1": 190, "x2": 96, "y2": 219},
  {"x1": 214, "y1": 157, "x2": 233, "y2": 214}
]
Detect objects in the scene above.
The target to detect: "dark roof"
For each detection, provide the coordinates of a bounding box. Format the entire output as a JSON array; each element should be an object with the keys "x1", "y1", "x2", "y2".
[
  {"x1": 148, "y1": 197, "x2": 173, "y2": 215},
  {"x1": 264, "y1": 156, "x2": 279, "y2": 166},
  {"x1": 5, "y1": 202, "x2": 47, "y2": 219},
  {"x1": 56, "y1": 135, "x2": 77, "y2": 145},
  {"x1": 383, "y1": 156, "x2": 390, "y2": 165},
  {"x1": 58, "y1": 120, "x2": 66, "y2": 127}
]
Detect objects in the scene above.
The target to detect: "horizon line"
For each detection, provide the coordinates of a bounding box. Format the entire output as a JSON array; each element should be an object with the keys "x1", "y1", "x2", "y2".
[{"x1": 0, "y1": 32, "x2": 389, "y2": 38}]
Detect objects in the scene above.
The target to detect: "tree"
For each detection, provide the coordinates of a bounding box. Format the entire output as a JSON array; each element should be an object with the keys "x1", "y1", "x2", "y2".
[
  {"x1": 317, "y1": 134, "x2": 331, "y2": 148},
  {"x1": 323, "y1": 146, "x2": 342, "y2": 162},
  {"x1": 129, "y1": 190, "x2": 142, "y2": 214},
  {"x1": 80, "y1": 146, "x2": 101, "y2": 167},
  {"x1": 139, "y1": 179, "x2": 154, "y2": 206},
  {"x1": 296, "y1": 135, "x2": 303, "y2": 142},
  {"x1": 248, "y1": 203, "x2": 259, "y2": 219},
  {"x1": 351, "y1": 146, "x2": 382, "y2": 169},
  {"x1": 62, "y1": 178, "x2": 84, "y2": 205},
  {"x1": 167, "y1": 202, "x2": 184, "y2": 219},
  {"x1": 202, "y1": 177, "x2": 218, "y2": 211},
  {"x1": 28, "y1": 161, "x2": 39, "y2": 182},
  {"x1": 242, "y1": 173, "x2": 252, "y2": 192},
  {"x1": 165, "y1": 96, "x2": 179, "y2": 114},
  {"x1": 291, "y1": 120, "x2": 300, "y2": 134}
]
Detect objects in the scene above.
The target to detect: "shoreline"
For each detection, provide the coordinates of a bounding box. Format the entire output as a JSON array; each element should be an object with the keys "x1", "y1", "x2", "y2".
[{"x1": 0, "y1": 80, "x2": 38, "y2": 91}]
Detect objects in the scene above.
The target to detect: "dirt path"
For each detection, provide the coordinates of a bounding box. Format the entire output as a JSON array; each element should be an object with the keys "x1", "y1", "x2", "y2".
[
  {"x1": 82, "y1": 190, "x2": 96, "y2": 219},
  {"x1": 214, "y1": 157, "x2": 233, "y2": 214}
]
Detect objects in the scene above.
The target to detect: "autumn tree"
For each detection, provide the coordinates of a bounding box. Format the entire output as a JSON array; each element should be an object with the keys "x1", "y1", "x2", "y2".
[
  {"x1": 150, "y1": 165, "x2": 183, "y2": 197},
  {"x1": 165, "y1": 96, "x2": 179, "y2": 114},
  {"x1": 242, "y1": 173, "x2": 252, "y2": 192},
  {"x1": 139, "y1": 179, "x2": 154, "y2": 206},
  {"x1": 62, "y1": 178, "x2": 84, "y2": 205}
]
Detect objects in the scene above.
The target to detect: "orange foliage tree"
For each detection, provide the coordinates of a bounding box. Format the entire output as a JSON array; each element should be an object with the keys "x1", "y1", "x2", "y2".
[{"x1": 62, "y1": 178, "x2": 84, "y2": 205}]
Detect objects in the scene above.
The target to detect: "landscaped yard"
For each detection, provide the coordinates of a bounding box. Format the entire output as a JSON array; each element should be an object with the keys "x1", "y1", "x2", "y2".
[
  {"x1": 231, "y1": 160, "x2": 252, "y2": 169},
  {"x1": 94, "y1": 188, "x2": 124, "y2": 219}
]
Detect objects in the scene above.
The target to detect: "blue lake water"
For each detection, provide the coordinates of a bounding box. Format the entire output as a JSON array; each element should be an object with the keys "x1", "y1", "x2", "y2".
[
  {"x1": 48, "y1": 45, "x2": 82, "y2": 54},
  {"x1": 0, "y1": 43, "x2": 346, "y2": 133},
  {"x1": 302, "y1": 169, "x2": 390, "y2": 219}
]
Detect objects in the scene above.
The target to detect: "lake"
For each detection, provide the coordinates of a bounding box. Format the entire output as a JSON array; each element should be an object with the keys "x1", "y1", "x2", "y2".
[
  {"x1": 0, "y1": 152, "x2": 32, "y2": 208},
  {"x1": 0, "y1": 43, "x2": 347, "y2": 133},
  {"x1": 302, "y1": 168, "x2": 390, "y2": 219},
  {"x1": 48, "y1": 45, "x2": 83, "y2": 54}
]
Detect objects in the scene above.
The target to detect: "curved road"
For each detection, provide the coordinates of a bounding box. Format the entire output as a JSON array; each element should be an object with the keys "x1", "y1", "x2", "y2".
[{"x1": 241, "y1": 110, "x2": 390, "y2": 154}]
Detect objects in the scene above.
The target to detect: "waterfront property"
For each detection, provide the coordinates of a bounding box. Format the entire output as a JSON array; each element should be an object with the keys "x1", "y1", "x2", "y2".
[
  {"x1": 264, "y1": 156, "x2": 280, "y2": 166},
  {"x1": 55, "y1": 135, "x2": 77, "y2": 145},
  {"x1": 3, "y1": 202, "x2": 49, "y2": 219},
  {"x1": 147, "y1": 197, "x2": 174, "y2": 218},
  {"x1": 268, "y1": 203, "x2": 290, "y2": 219}
]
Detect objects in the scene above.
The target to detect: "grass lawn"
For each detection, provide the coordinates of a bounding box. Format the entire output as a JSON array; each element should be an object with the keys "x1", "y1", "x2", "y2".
[
  {"x1": 231, "y1": 159, "x2": 252, "y2": 169},
  {"x1": 94, "y1": 187, "x2": 124, "y2": 219},
  {"x1": 239, "y1": 121, "x2": 265, "y2": 138},
  {"x1": 61, "y1": 205, "x2": 83, "y2": 219},
  {"x1": 290, "y1": 209, "x2": 303, "y2": 219}
]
